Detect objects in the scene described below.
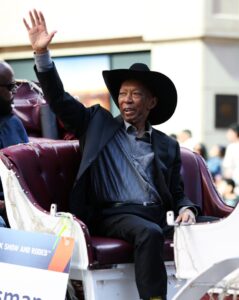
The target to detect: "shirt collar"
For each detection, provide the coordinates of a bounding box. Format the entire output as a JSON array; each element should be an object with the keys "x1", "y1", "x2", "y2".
[
  {"x1": 124, "y1": 120, "x2": 152, "y2": 134},
  {"x1": 124, "y1": 121, "x2": 152, "y2": 143}
]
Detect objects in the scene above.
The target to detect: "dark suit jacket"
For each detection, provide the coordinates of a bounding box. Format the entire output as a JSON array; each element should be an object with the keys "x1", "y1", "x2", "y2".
[{"x1": 35, "y1": 65, "x2": 197, "y2": 225}]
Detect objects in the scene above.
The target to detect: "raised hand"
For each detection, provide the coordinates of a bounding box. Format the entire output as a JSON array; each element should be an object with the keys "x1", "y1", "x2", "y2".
[{"x1": 23, "y1": 9, "x2": 57, "y2": 54}]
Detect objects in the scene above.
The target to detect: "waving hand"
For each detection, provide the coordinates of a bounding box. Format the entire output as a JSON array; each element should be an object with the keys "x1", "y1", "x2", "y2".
[{"x1": 23, "y1": 9, "x2": 57, "y2": 53}]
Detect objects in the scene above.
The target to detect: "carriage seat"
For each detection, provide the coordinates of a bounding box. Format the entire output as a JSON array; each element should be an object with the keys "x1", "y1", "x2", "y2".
[
  {"x1": 0, "y1": 140, "x2": 232, "y2": 300},
  {"x1": 0, "y1": 140, "x2": 231, "y2": 266}
]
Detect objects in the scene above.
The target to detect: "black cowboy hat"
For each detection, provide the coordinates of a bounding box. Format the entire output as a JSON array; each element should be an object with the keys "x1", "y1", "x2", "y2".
[{"x1": 102, "y1": 63, "x2": 177, "y2": 125}]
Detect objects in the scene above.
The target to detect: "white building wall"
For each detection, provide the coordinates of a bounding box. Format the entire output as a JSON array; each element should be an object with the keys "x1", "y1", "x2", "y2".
[
  {"x1": 0, "y1": 0, "x2": 144, "y2": 47},
  {"x1": 152, "y1": 41, "x2": 204, "y2": 142},
  {"x1": 143, "y1": 0, "x2": 206, "y2": 41}
]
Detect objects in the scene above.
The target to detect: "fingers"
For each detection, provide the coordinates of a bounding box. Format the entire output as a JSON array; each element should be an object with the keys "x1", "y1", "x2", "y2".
[
  {"x1": 23, "y1": 18, "x2": 30, "y2": 30},
  {"x1": 23, "y1": 8, "x2": 57, "y2": 51},
  {"x1": 175, "y1": 215, "x2": 183, "y2": 223},
  {"x1": 29, "y1": 10, "x2": 36, "y2": 27},
  {"x1": 33, "y1": 9, "x2": 41, "y2": 26},
  {"x1": 23, "y1": 9, "x2": 45, "y2": 30},
  {"x1": 39, "y1": 11, "x2": 46, "y2": 27},
  {"x1": 176, "y1": 211, "x2": 195, "y2": 224},
  {"x1": 47, "y1": 31, "x2": 57, "y2": 45}
]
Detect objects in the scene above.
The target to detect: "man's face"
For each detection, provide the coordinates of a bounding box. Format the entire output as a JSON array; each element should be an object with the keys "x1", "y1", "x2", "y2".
[
  {"x1": 118, "y1": 79, "x2": 157, "y2": 130},
  {"x1": 226, "y1": 128, "x2": 238, "y2": 143},
  {"x1": 0, "y1": 64, "x2": 15, "y2": 116}
]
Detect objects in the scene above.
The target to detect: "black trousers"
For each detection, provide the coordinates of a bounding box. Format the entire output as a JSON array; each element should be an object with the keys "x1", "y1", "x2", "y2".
[{"x1": 96, "y1": 204, "x2": 168, "y2": 300}]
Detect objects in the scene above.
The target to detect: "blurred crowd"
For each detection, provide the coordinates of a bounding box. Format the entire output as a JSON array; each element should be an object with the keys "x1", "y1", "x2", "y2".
[{"x1": 174, "y1": 124, "x2": 239, "y2": 208}]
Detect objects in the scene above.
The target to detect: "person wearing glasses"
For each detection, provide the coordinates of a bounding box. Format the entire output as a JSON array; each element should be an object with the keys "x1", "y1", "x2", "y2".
[
  {"x1": 0, "y1": 61, "x2": 29, "y2": 148},
  {"x1": 0, "y1": 61, "x2": 29, "y2": 227}
]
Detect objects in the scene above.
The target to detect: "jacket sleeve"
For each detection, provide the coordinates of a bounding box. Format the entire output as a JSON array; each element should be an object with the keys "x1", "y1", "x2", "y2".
[{"x1": 34, "y1": 63, "x2": 99, "y2": 138}]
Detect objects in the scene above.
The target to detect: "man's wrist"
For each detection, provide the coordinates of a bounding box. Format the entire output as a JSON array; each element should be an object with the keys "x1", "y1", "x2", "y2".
[
  {"x1": 179, "y1": 206, "x2": 197, "y2": 216},
  {"x1": 34, "y1": 50, "x2": 53, "y2": 72},
  {"x1": 34, "y1": 48, "x2": 48, "y2": 55}
]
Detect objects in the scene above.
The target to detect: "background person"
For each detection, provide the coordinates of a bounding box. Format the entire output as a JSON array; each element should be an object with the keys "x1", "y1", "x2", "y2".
[
  {"x1": 177, "y1": 129, "x2": 196, "y2": 151},
  {"x1": 207, "y1": 144, "x2": 225, "y2": 181},
  {"x1": 217, "y1": 178, "x2": 239, "y2": 207},
  {"x1": 0, "y1": 61, "x2": 29, "y2": 227},
  {"x1": 193, "y1": 142, "x2": 208, "y2": 161},
  {"x1": 0, "y1": 61, "x2": 29, "y2": 149},
  {"x1": 222, "y1": 123, "x2": 239, "y2": 195}
]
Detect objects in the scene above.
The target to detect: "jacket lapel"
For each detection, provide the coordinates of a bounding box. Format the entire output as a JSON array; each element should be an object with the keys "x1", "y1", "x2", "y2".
[
  {"x1": 152, "y1": 129, "x2": 169, "y2": 172},
  {"x1": 77, "y1": 112, "x2": 122, "y2": 179},
  {"x1": 152, "y1": 129, "x2": 174, "y2": 210}
]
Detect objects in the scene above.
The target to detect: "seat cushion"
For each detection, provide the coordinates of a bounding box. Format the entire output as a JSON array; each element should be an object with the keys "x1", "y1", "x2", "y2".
[
  {"x1": 91, "y1": 237, "x2": 134, "y2": 267},
  {"x1": 91, "y1": 236, "x2": 174, "y2": 267}
]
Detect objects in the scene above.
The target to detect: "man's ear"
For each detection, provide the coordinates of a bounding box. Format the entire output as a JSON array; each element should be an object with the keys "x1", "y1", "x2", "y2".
[{"x1": 149, "y1": 96, "x2": 158, "y2": 110}]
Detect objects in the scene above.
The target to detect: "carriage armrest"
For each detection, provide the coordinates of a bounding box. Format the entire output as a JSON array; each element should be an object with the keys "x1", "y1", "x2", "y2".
[
  {"x1": 195, "y1": 154, "x2": 232, "y2": 217},
  {"x1": 180, "y1": 147, "x2": 232, "y2": 218}
]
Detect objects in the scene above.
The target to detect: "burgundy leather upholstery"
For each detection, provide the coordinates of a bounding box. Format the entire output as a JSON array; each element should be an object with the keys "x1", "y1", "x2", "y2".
[
  {"x1": 0, "y1": 141, "x2": 232, "y2": 268},
  {"x1": 180, "y1": 147, "x2": 231, "y2": 217},
  {"x1": 0, "y1": 140, "x2": 80, "y2": 212},
  {"x1": 13, "y1": 80, "x2": 75, "y2": 140},
  {"x1": 91, "y1": 237, "x2": 134, "y2": 266},
  {"x1": 13, "y1": 81, "x2": 46, "y2": 137}
]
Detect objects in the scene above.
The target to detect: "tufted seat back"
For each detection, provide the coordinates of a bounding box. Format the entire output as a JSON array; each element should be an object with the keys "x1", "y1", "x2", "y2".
[
  {"x1": 13, "y1": 80, "x2": 75, "y2": 140},
  {"x1": 180, "y1": 147, "x2": 231, "y2": 217},
  {"x1": 0, "y1": 140, "x2": 231, "y2": 267},
  {"x1": 1, "y1": 140, "x2": 80, "y2": 212},
  {"x1": 180, "y1": 147, "x2": 203, "y2": 208},
  {"x1": 13, "y1": 80, "x2": 47, "y2": 138}
]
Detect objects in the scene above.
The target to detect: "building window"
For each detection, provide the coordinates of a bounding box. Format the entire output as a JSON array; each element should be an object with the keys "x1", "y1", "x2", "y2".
[{"x1": 215, "y1": 94, "x2": 238, "y2": 128}]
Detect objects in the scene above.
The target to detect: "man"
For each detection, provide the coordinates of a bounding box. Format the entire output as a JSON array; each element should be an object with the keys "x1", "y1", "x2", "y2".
[
  {"x1": 24, "y1": 10, "x2": 198, "y2": 300},
  {"x1": 0, "y1": 61, "x2": 29, "y2": 227},
  {"x1": 0, "y1": 61, "x2": 29, "y2": 148},
  {"x1": 177, "y1": 129, "x2": 196, "y2": 151},
  {"x1": 222, "y1": 123, "x2": 239, "y2": 190}
]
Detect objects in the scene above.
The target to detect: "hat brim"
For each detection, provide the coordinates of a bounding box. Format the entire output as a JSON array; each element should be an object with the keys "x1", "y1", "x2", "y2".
[{"x1": 102, "y1": 69, "x2": 177, "y2": 125}]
